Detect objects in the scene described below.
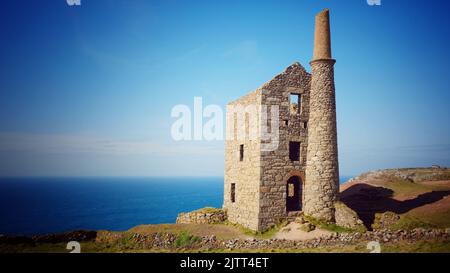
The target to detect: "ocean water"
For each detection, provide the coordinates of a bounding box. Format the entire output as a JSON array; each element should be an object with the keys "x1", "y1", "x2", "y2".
[{"x1": 0, "y1": 176, "x2": 353, "y2": 236}]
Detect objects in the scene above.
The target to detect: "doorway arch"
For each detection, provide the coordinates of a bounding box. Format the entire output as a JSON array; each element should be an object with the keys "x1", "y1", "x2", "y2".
[{"x1": 286, "y1": 176, "x2": 303, "y2": 212}]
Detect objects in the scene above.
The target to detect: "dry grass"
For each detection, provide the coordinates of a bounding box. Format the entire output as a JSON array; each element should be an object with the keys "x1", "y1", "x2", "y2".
[{"x1": 129, "y1": 223, "x2": 249, "y2": 240}]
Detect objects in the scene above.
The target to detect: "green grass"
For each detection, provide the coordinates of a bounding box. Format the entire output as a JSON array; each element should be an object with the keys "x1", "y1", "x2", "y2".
[
  {"x1": 174, "y1": 231, "x2": 200, "y2": 248},
  {"x1": 304, "y1": 216, "x2": 355, "y2": 233},
  {"x1": 412, "y1": 208, "x2": 450, "y2": 228},
  {"x1": 382, "y1": 176, "x2": 430, "y2": 195},
  {"x1": 193, "y1": 207, "x2": 223, "y2": 214},
  {"x1": 6, "y1": 240, "x2": 449, "y2": 253},
  {"x1": 392, "y1": 214, "x2": 438, "y2": 230},
  {"x1": 2, "y1": 235, "x2": 449, "y2": 253},
  {"x1": 4, "y1": 240, "x2": 449, "y2": 253},
  {"x1": 381, "y1": 239, "x2": 450, "y2": 253},
  {"x1": 372, "y1": 209, "x2": 450, "y2": 231},
  {"x1": 129, "y1": 223, "x2": 243, "y2": 240},
  {"x1": 380, "y1": 174, "x2": 449, "y2": 197}
]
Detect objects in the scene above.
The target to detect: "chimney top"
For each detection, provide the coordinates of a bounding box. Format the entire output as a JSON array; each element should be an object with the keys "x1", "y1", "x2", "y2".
[{"x1": 313, "y1": 9, "x2": 332, "y2": 60}]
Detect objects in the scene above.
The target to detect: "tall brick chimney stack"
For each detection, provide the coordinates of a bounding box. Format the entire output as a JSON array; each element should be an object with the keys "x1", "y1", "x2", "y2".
[
  {"x1": 304, "y1": 9, "x2": 340, "y2": 222},
  {"x1": 313, "y1": 9, "x2": 332, "y2": 60}
]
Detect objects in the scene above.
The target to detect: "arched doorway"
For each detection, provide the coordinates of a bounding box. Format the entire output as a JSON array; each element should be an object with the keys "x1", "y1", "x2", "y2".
[{"x1": 286, "y1": 176, "x2": 302, "y2": 212}]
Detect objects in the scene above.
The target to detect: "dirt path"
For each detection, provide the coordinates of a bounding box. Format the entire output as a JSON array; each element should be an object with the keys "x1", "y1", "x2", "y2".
[{"x1": 274, "y1": 222, "x2": 332, "y2": 241}]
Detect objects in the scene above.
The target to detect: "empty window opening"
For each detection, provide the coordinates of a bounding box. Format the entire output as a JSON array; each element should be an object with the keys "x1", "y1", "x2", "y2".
[
  {"x1": 231, "y1": 183, "x2": 236, "y2": 203},
  {"x1": 284, "y1": 120, "x2": 289, "y2": 126},
  {"x1": 290, "y1": 94, "x2": 301, "y2": 114},
  {"x1": 303, "y1": 121, "x2": 308, "y2": 129},
  {"x1": 286, "y1": 176, "x2": 302, "y2": 211},
  {"x1": 239, "y1": 144, "x2": 244, "y2": 161},
  {"x1": 289, "y1": 141, "x2": 301, "y2": 161}
]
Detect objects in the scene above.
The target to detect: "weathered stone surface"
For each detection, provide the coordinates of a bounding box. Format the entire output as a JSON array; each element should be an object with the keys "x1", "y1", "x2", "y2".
[
  {"x1": 176, "y1": 208, "x2": 227, "y2": 225},
  {"x1": 223, "y1": 88, "x2": 262, "y2": 231},
  {"x1": 372, "y1": 211, "x2": 401, "y2": 230},
  {"x1": 304, "y1": 58, "x2": 339, "y2": 222},
  {"x1": 223, "y1": 9, "x2": 339, "y2": 231},
  {"x1": 313, "y1": 9, "x2": 332, "y2": 60},
  {"x1": 298, "y1": 222, "x2": 316, "y2": 232},
  {"x1": 334, "y1": 202, "x2": 366, "y2": 231},
  {"x1": 223, "y1": 62, "x2": 311, "y2": 231}
]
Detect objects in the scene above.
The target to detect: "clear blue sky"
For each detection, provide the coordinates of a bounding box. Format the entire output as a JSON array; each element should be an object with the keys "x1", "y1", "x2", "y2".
[{"x1": 0, "y1": 0, "x2": 449, "y2": 177}]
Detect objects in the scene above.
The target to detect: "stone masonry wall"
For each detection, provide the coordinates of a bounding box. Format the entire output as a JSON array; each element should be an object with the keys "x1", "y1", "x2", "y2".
[
  {"x1": 304, "y1": 59, "x2": 339, "y2": 222},
  {"x1": 176, "y1": 208, "x2": 227, "y2": 224},
  {"x1": 224, "y1": 9, "x2": 339, "y2": 231},
  {"x1": 224, "y1": 62, "x2": 313, "y2": 232},
  {"x1": 223, "y1": 90, "x2": 262, "y2": 231},
  {"x1": 258, "y1": 63, "x2": 311, "y2": 230}
]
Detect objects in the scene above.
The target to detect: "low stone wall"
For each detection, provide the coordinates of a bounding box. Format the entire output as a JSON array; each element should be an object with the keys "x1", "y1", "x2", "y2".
[
  {"x1": 94, "y1": 228, "x2": 450, "y2": 251},
  {"x1": 176, "y1": 207, "x2": 227, "y2": 224},
  {"x1": 222, "y1": 228, "x2": 450, "y2": 250},
  {"x1": 2, "y1": 228, "x2": 449, "y2": 252}
]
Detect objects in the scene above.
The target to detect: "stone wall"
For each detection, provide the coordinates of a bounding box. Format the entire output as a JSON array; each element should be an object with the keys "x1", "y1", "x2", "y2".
[
  {"x1": 223, "y1": 89, "x2": 262, "y2": 231},
  {"x1": 224, "y1": 62, "x2": 313, "y2": 231},
  {"x1": 224, "y1": 60, "x2": 339, "y2": 231},
  {"x1": 304, "y1": 59, "x2": 339, "y2": 222},
  {"x1": 223, "y1": 8, "x2": 340, "y2": 232},
  {"x1": 91, "y1": 228, "x2": 450, "y2": 252},
  {"x1": 176, "y1": 208, "x2": 227, "y2": 224},
  {"x1": 259, "y1": 63, "x2": 311, "y2": 230}
]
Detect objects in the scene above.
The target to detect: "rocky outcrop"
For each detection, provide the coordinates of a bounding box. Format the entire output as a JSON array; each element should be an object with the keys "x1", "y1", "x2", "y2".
[
  {"x1": 292, "y1": 214, "x2": 316, "y2": 232},
  {"x1": 334, "y1": 202, "x2": 366, "y2": 231},
  {"x1": 371, "y1": 211, "x2": 401, "y2": 230},
  {"x1": 176, "y1": 207, "x2": 227, "y2": 224}
]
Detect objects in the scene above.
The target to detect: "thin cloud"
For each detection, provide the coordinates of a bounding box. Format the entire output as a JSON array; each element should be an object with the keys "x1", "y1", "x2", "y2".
[
  {"x1": 0, "y1": 132, "x2": 223, "y2": 156},
  {"x1": 221, "y1": 40, "x2": 259, "y2": 61}
]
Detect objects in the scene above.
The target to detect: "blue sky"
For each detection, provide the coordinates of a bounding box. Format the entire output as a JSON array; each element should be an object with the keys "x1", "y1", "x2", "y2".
[{"x1": 0, "y1": 0, "x2": 449, "y2": 177}]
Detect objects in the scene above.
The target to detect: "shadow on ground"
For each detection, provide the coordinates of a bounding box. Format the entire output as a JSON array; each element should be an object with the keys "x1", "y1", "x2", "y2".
[{"x1": 340, "y1": 184, "x2": 450, "y2": 230}]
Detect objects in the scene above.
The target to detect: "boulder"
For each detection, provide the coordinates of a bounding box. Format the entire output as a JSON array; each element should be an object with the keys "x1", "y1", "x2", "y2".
[
  {"x1": 298, "y1": 222, "x2": 316, "y2": 232},
  {"x1": 371, "y1": 211, "x2": 401, "y2": 230},
  {"x1": 334, "y1": 201, "x2": 366, "y2": 231}
]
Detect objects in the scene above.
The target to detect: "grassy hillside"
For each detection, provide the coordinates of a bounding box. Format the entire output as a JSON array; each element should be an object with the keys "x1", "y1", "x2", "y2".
[{"x1": 340, "y1": 167, "x2": 450, "y2": 230}]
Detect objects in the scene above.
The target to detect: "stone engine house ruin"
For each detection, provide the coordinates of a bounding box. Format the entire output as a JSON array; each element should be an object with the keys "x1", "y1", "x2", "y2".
[{"x1": 223, "y1": 9, "x2": 340, "y2": 231}]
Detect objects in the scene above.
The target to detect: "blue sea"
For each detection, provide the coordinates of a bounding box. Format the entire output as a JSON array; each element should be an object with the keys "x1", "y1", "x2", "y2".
[{"x1": 0, "y1": 176, "x2": 353, "y2": 236}]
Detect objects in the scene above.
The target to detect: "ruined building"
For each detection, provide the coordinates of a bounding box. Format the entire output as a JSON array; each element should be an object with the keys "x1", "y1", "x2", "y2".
[{"x1": 223, "y1": 9, "x2": 340, "y2": 231}]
